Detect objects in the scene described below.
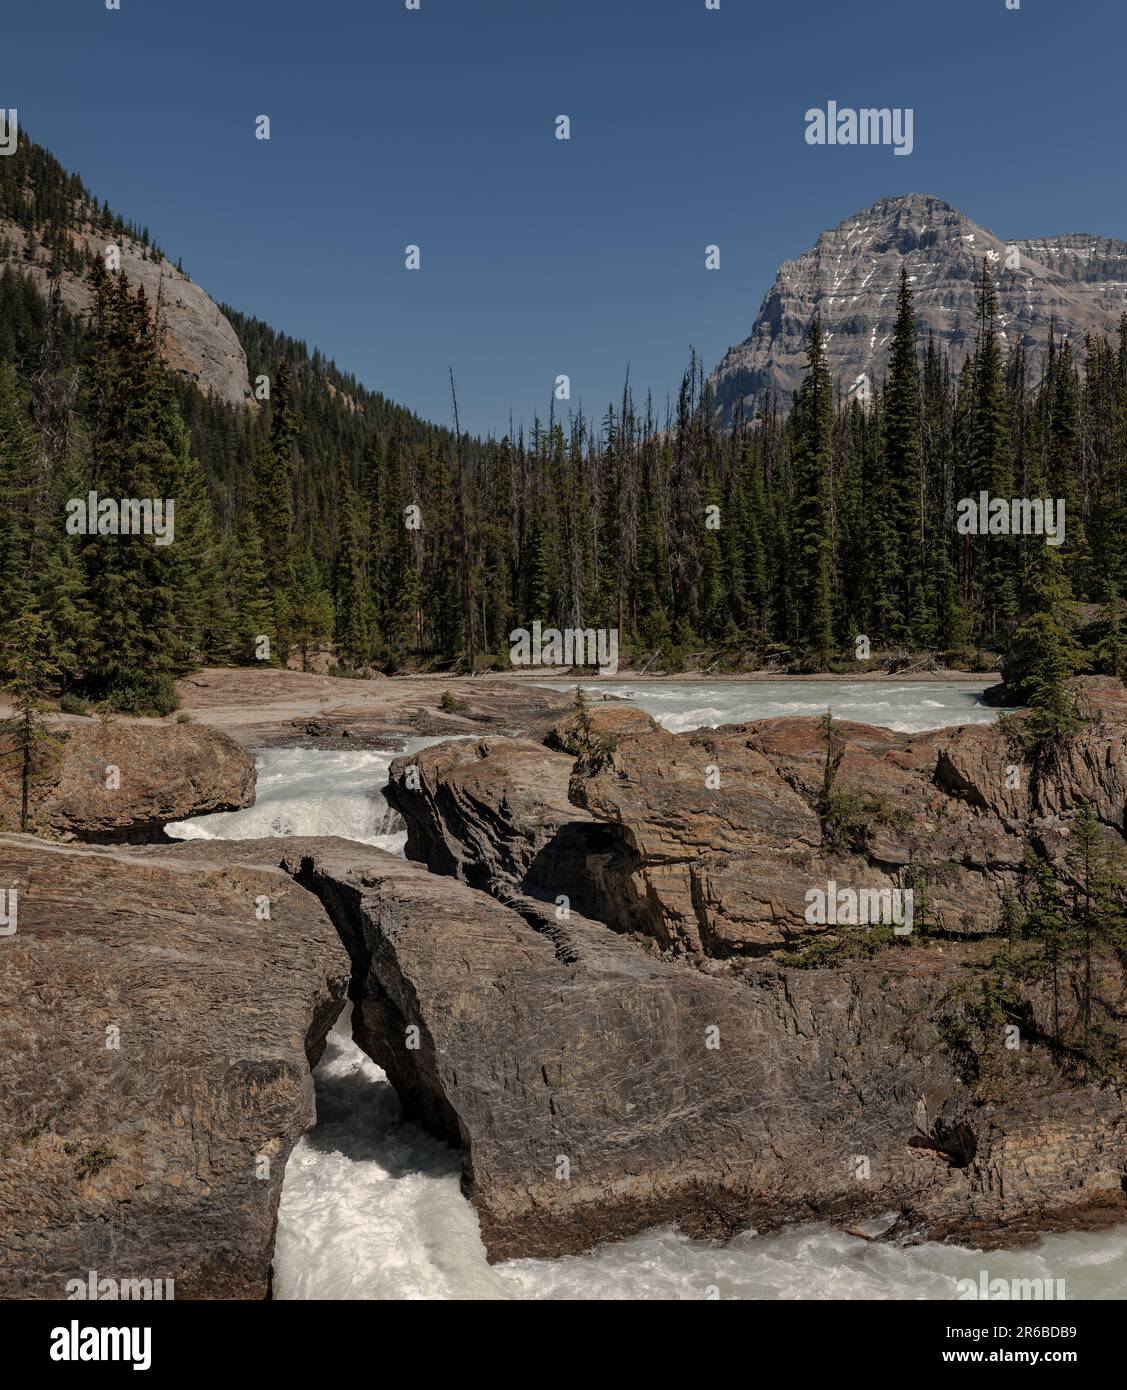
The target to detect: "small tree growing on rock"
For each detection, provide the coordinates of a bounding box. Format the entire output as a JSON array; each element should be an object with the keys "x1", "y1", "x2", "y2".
[
  {"x1": 1, "y1": 604, "x2": 61, "y2": 830},
  {"x1": 562, "y1": 687, "x2": 618, "y2": 769},
  {"x1": 1022, "y1": 855, "x2": 1072, "y2": 1052}
]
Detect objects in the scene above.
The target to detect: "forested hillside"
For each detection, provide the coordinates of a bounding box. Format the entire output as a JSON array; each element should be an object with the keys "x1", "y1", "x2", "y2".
[
  {"x1": 0, "y1": 138, "x2": 1125, "y2": 714},
  {"x1": 0, "y1": 135, "x2": 161, "y2": 273}
]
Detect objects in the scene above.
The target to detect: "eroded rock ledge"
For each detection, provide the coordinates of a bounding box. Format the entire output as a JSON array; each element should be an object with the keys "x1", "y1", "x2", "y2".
[
  {"x1": 2, "y1": 822, "x2": 1124, "y2": 1285},
  {"x1": 280, "y1": 840, "x2": 1126, "y2": 1262},
  {"x1": 387, "y1": 691, "x2": 1127, "y2": 953},
  {"x1": 374, "y1": 693, "x2": 1126, "y2": 1258}
]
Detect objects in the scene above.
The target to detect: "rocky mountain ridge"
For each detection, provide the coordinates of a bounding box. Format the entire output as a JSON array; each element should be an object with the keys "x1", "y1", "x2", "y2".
[{"x1": 710, "y1": 193, "x2": 1127, "y2": 421}]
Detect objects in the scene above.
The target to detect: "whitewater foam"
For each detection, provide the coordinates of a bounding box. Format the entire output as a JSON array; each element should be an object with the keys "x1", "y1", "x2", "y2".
[
  {"x1": 167, "y1": 739, "x2": 454, "y2": 851},
  {"x1": 549, "y1": 679, "x2": 1010, "y2": 734}
]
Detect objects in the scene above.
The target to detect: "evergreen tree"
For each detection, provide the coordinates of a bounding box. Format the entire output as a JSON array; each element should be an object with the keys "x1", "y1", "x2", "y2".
[
  {"x1": 0, "y1": 363, "x2": 34, "y2": 652},
  {"x1": 883, "y1": 269, "x2": 929, "y2": 644},
  {"x1": 254, "y1": 358, "x2": 297, "y2": 635},
  {"x1": 523, "y1": 515, "x2": 551, "y2": 623},
  {"x1": 1092, "y1": 579, "x2": 1127, "y2": 679},
  {"x1": 285, "y1": 544, "x2": 334, "y2": 671},
  {"x1": 212, "y1": 512, "x2": 272, "y2": 665},
  {"x1": 3, "y1": 138, "x2": 1127, "y2": 686},
  {"x1": 1022, "y1": 856, "x2": 1071, "y2": 1051},
  {"x1": 698, "y1": 481, "x2": 725, "y2": 643},
  {"x1": 82, "y1": 268, "x2": 184, "y2": 713},
  {"x1": 970, "y1": 261, "x2": 1016, "y2": 644},
  {"x1": 1002, "y1": 542, "x2": 1085, "y2": 743},
  {"x1": 1, "y1": 604, "x2": 60, "y2": 830},
  {"x1": 333, "y1": 456, "x2": 370, "y2": 668},
  {"x1": 790, "y1": 319, "x2": 834, "y2": 664}
]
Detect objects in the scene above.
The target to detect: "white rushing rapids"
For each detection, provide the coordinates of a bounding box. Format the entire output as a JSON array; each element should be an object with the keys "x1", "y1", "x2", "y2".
[
  {"x1": 548, "y1": 678, "x2": 1010, "y2": 734},
  {"x1": 168, "y1": 685, "x2": 1125, "y2": 1300},
  {"x1": 167, "y1": 736, "x2": 458, "y2": 852}
]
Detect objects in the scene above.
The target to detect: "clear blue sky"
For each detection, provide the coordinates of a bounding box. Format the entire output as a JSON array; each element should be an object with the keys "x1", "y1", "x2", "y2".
[{"x1": 3, "y1": 0, "x2": 1124, "y2": 437}]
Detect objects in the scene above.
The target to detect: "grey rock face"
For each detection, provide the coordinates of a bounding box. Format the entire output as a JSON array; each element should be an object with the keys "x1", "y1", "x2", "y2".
[
  {"x1": 0, "y1": 219, "x2": 251, "y2": 409},
  {"x1": 710, "y1": 193, "x2": 1127, "y2": 422}
]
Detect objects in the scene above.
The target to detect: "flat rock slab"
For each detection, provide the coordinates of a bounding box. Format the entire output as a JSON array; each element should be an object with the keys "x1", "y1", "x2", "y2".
[
  {"x1": 170, "y1": 668, "x2": 579, "y2": 747},
  {"x1": 0, "y1": 836, "x2": 349, "y2": 1299}
]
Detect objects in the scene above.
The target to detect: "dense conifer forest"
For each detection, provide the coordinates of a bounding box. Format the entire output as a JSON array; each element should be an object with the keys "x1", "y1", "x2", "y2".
[{"x1": 0, "y1": 136, "x2": 1124, "y2": 714}]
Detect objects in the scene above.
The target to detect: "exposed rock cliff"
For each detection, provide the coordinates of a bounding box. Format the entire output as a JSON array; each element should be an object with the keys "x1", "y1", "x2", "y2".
[
  {"x1": 710, "y1": 193, "x2": 1127, "y2": 421},
  {"x1": 372, "y1": 697, "x2": 1127, "y2": 1259},
  {"x1": 3, "y1": 812, "x2": 1123, "y2": 1280},
  {"x1": 389, "y1": 695, "x2": 1126, "y2": 953},
  {"x1": 0, "y1": 219, "x2": 251, "y2": 408},
  {"x1": 4, "y1": 683, "x2": 1123, "y2": 1285}
]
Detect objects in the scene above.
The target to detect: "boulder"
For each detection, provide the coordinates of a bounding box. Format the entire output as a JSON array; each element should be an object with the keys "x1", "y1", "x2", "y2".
[
  {"x1": 386, "y1": 714, "x2": 658, "y2": 930},
  {"x1": 0, "y1": 722, "x2": 256, "y2": 842},
  {"x1": 0, "y1": 835, "x2": 350, "y2": 1299},
  {"x1": 386, "y1": 738, "x2": 584, "y2": 884}
]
